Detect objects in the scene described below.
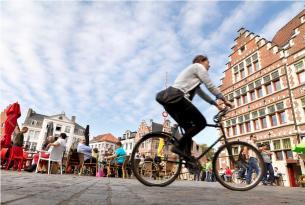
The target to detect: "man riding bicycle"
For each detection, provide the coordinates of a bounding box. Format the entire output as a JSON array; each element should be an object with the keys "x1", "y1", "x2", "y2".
[{"x1": 156, "y1": 55, "x2": 234, "y2": 157}]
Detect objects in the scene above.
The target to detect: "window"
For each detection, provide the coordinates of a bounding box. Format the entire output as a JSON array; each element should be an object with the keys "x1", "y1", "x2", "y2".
[
  {"x1": 265, "y1": 83, "x2": 272, "y2": 95},
  {"x1": 34, "y1": 131, "x2": 40, "y2": 139},
  {"x1": 29, "y1": 130, "x2": 34, "y2": 138},
  {"x1": 232, "y1": 126, "x2": 237, "y2": 135},
  {"x1": 295, "y1": 60, "x2": 304, "y2": 72},
  {"x1": 302, "y1": 98, "x2": 305, "y2": 113},
  {"x1": 252, "y1": 53, "x2": 258, "y2": 61},
  {"x1": 247, "y1": 64, "x2": 253, "y2": 75},
  {"x1": 268, "y1": 105, "x2": 276, "y2": 114},
  {"x1": 278, "y1": 111, "x2": 287, "y2": 124},
  {"x1": 239, "y1": 124, "x2": 245, "y2": 134},
  {"x1": 31, "y1": 120, "x2": 37, "y2": 126},
  {"x1": 236, "y1": 97, "x2": 242, "y2": 106},
  {"x1": 273, "y1": 79, "x2": 281, "y2": 91},
  {"x1": 226, "y1": 128, "x2": 230, "y2": 137},
  {"x1": 253, "y1": 119, "x2": 260, "y2": 130},
  {"x1": 260, "y1": 117, "x2": 267, "y2": 129},
  {"x1": 270, "y1": 114, "x2": 278, "y2": 126},
  {"x1": 282, "y1": 138, "x2": 291, "y2": 149},
  {"x1": 250, "y1": 91, "x2": 256, "y2": 101},
  {"x1": 240, "y1": 69, "x2": 245, "y2": 79},
  {"x1": 234, "y1": 72, "x2": 239, "y2": 82},
  {"x1": 242, "y1": 94, "x2": 248, "y2": 104},
  {"x1": 276, "y1": 102, "x2": 284, "y2": 110},
  {"x1": 273, "y1": 140, "x2": 281, "y2": 150},
  {"x1": 298, "y1": 71, "x2": 305, "y2": 84},
  {"x1": 240, "y1": 45, "x2": 245, "y2": 53},
  {"x1": 55, "y1": 126, "x2": 62, "y2": 131},
  {"x1": 245, "y1": 121, "x2": 251, "y2": 132},
  {"x1": 285, "y1": 150, "x2": 293, "y2": 159},
  {"x1": 256, "y1": 87, "x2": 263, "y2": 98},
  {"x1": 253, "y1": 61, "x2": 260, "y2": 71},
  {"x1": 275, "y1": 151, "x2": 284, "y2": 160},
  {"x1": 65, "y1": 126, "x2": 71, "y2": 133}
]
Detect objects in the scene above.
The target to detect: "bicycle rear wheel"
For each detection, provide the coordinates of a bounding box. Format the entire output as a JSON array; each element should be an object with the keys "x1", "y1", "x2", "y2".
[
  {"x1": 212, "y1": 141, "x2": 266, "y2": 191},
  {"x1": 130, "y1": 132, "x2": 182, "y2": 187}
]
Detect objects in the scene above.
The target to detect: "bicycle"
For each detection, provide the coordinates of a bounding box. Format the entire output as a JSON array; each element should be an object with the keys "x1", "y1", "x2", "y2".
[{"x1": 130, "y1": 107, "x2": 266, "y2": 191}]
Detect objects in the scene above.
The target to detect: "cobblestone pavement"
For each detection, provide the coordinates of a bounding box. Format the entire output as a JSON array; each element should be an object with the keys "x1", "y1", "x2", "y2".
[{"x1": 1, "y1": 170, "x2": 305, "y2": 205}]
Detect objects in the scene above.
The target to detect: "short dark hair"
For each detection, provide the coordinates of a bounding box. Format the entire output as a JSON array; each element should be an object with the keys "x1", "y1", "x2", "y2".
[
  {"x1": 192, "y1": 55, "x2": 208, "y2": 64},
  {"x1": 250, "y1": 134, "x2": 256, "y2": 139},
  {"x1": 60, "y1": 133, "x2": 67, "y2": 139},
  {"x1": 116, "y1": 141, "x2": 122, "y2": 147}
]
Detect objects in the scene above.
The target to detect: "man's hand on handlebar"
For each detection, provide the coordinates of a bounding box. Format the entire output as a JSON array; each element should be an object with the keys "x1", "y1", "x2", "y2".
[
  {"x1": 215, "y1": 99, "x2": 234, "y2": 110},
  {"x1": 224, "y1": 100, "x2": 234, "y2": 109}
]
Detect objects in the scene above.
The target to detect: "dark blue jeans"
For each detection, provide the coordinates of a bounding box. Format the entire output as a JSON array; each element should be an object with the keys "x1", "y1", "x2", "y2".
[
  {"x1": 262, "y1": 163, "x2": 274, "y2": 183},
  {"x1": 246, "y1": 157, "x2": 259, "y2": 184}
]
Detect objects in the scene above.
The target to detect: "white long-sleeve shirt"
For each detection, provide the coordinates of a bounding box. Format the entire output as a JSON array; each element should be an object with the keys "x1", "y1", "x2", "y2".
[{"x1": 172, "y1": 63, "x2": 224, "y2": 105}]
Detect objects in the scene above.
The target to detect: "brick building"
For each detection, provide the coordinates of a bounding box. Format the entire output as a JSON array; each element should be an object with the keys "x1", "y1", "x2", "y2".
[
  {"x1": 0, "y1": 107, "x2": 8, "y2": 137},
  {"x1": 219, "y1": 10, "x2": 305, "y2": 187}
]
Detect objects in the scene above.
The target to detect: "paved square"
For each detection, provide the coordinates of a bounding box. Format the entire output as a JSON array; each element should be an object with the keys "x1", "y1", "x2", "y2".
[{"x1": 1, "y1": 171, "x2": 305, "y2": 205}]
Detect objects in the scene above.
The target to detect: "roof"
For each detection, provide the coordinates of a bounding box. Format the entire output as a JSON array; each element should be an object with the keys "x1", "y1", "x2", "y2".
[
  {"x1": 151, "y1": 122, "x2": 163, "y2": 132},
  {"x1": 272, "y1": 9, "x2": 305, "y2": 47},
  {"x1": 90, "y1": 133, "x2": 118, "y2": 143}
]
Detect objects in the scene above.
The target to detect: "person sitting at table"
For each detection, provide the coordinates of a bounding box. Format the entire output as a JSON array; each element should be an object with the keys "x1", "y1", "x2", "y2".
[
  {"x1": 77, "y1": 137, "x2": 96, "y2": 163},
  {"x1": 105, "y1": 142, "x2": 126, "y2": 177},
  {"x1": 25, "y1": 136, "x2": 55, "y2": 172}
]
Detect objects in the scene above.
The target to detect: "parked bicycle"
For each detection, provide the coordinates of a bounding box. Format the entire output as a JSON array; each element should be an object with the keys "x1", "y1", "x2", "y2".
[{"x1": 130, "y1": 107, "x2": 266, "y2": 191}]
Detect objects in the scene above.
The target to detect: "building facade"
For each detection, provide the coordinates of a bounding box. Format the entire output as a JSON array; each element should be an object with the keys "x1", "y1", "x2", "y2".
[
  {"x1": 219, "y1": 10, "x2": 305, "y2": 187},
  {"x1": 89, "y1": 133, "x2": 118, "y2": 156},
  {"x1": 119, "y1": 130, "x2": 137, "y2": 155},
  {"x1": 0, "y1": 107, "x2": 8, "y2": 137},
  {"x1": 22, "y1": 108, "x2": 85, "y2": 151}
]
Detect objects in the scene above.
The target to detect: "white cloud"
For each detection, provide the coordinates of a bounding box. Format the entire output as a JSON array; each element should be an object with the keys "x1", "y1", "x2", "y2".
[{"x1": 1, "y1": 1, "x2": 301, "y2": 145}]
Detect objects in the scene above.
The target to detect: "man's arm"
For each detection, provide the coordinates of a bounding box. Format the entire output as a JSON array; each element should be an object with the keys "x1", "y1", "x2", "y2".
[
  {"x1": 195, "y1": 64, "x2": 225, "y2": 100},
  {"x1": 195, "y1": 87, "x2": 217, "y2": 105}
]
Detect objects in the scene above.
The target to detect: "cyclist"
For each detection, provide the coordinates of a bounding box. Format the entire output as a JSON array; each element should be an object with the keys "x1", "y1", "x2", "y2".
[{"x1": 156, "y1": 55, "x2": 234, "y2": 158}]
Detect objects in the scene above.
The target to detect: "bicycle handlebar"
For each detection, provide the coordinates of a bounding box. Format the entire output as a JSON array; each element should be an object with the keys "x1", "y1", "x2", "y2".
[{"x1": 213, "y1": 106, "x2": 230, "y2": 123}]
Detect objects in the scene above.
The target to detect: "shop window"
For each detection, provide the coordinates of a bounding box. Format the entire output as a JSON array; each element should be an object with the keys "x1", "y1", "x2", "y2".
[
  {"x1": 285, "y1": 150, "x2": 293, "y2": 159},
  {"x1": 275, "y1": 151, "x2": 284, "y2": 160}
]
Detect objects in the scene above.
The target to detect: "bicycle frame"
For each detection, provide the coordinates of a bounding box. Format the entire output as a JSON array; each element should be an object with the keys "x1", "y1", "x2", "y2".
[{"x1": 195, "y1": 122, "x2": 228, "y2": 161}]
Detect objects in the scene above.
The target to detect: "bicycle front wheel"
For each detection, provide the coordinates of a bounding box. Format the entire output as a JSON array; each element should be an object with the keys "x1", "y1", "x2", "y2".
[
  {"x1": 130, "y1": 132, "x2": 182, "y2": 187},
  {"x1": 213, "y1": 141, "x2": 266, "y2": 191}
]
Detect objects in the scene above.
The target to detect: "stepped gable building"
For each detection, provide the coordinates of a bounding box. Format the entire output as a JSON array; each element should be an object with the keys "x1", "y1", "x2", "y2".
[{"x1": 219, "y1": 9, "x2": 305, "y2": 187}]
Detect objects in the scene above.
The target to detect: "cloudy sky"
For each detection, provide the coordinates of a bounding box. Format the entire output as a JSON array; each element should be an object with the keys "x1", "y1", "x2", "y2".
[{"x1": 1, "y1": 1, "x2": 304, "y2": 145}]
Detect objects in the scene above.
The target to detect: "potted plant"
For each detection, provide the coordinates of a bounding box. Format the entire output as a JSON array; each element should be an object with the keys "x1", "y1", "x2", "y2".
[{"x1": 298, "y1": 174, "x2": 305, "y2": 187}]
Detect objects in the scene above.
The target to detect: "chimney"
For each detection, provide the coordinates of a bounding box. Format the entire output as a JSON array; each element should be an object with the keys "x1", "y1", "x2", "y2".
[
  {"x1": 71, "y1": 116, "x2": 76, "y2": 123},
  {"x1": 25, "y1": 108, "x2": 33, "y2": 120}
]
